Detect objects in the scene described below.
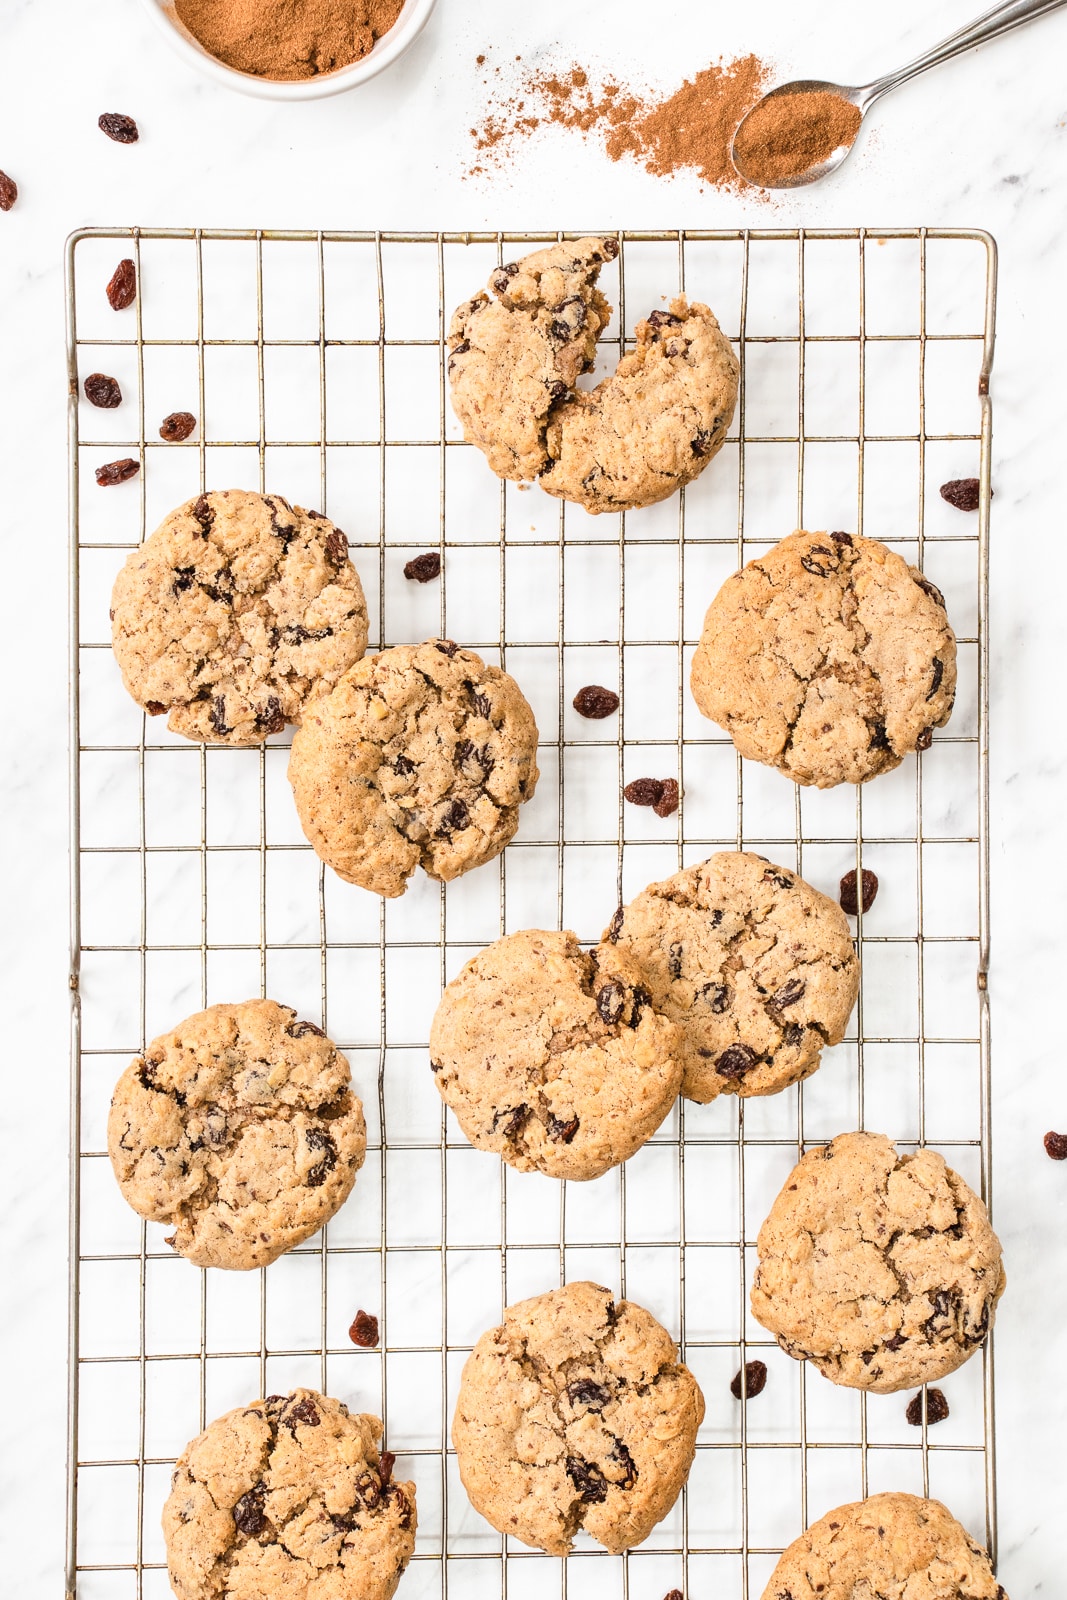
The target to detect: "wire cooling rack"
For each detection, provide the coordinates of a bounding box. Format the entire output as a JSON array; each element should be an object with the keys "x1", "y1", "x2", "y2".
[{"x1": 65, "y1": 227, "x2": 995, "y2": 1600}]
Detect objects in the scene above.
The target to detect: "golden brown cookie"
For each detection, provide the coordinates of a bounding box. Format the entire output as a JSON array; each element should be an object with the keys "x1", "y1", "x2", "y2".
[
  {"x1": 111, "y1": 490, "x2": 368, "y2": 745},
  {"x1": 453, "y1": 1281, "x2": 703, "y2": 1556}
]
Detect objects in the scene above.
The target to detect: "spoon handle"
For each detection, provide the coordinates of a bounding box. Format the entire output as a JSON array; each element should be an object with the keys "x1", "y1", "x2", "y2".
[{"x1": 863, "y1": 0, "x2": 1067, "y2": 104}]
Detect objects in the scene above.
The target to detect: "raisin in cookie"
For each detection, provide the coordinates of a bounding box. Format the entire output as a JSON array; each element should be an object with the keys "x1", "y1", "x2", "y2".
[
  {"x1": 453, "y1": 1281, "x2": 703, "y2": 1556},
  {"x1": 430, "y1": 929, "x2": 682, "y2": 1181},
  {"x1": 762, "y1": 1492, "x2": 1006, "y2": 1600},
  {"x1": 448, "y1": 237, "x2": 618, "y2": 482},
  {"x1": 288, "y1": 639, "x2": 539, "y2": 898},
  {"x1": 111, "y1": 490, "x2": 368, "y2": 745},
  {"x1": 690, "y1": 530, "x2": 956, "y2": 787},
  {"x1": 108, "y1": 1000, "x2": 366, "y2": 1270},
  {"x1": 163, "y1": 1389, "x2": 415, "y2": 1600},
  {"x1": 751, "y1": 1132, "x2": 1004, "y2": 1393},
  {"x1": 605, "y1": 852, "x2": 858, "y2": 1104},
  {"x1": 540, "y1": 297, "x2": 739, "y2": 514}
]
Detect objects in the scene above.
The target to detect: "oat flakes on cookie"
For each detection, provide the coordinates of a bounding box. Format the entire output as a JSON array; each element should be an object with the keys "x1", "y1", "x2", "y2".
[
  {"x1": 605, "y1": 851, "x2": 858, "y2": 1104},
  {"x1": 163, "y1": 1388, "x2": 415, "y2": 1600},
  {"x1": 108, "y1": 1000, "x2": 366, "y2": 1270},
  {"x1": 111, "y1": 489, "x2": 368, "y2": 745},
  {"x1": 288, "y1": 639, "x2": 539, "y2": 898},
  {"x1": 751, "y1": 1131, "x2": 1004, "y2": 1393},
  {"x1": 762, "y1": 1491, "x2": 1006, "y2": 1600},
  {"x1": 453, "y1": 1281, "x2": 703, "y2": 1556},
  {"x1": 447, "y1": 240, "x2": 739, "y2": 514},
  {"x1": 430, "y1": 928, "x2": 682, "y2": 1181},
  {"x1": 690, "y1": 530, "x2": 956, "y2": 787}
]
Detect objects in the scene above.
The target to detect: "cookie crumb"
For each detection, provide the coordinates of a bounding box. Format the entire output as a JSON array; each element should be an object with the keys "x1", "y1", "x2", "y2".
[
  {"x1": 404, "y1": 551, "x2": 442, "y2": 582},
  {"x1": 572, "y1": 684, "x2": 619, "y2": 719},
  {"x1": 731, "y1": 1359, "x2": 767, "y2": 1399},
  {"x1": 349, "y1": 1309, "x2": 380, "y2": 1347},
  {"x1": 1044, "y1": 1131, "x2": 1067, "y2": 1160},
  {"x1": 939, "y1": 477, "x2": 981, "y2": 512},
  {"x1": 905, "y1": 1387, "x2": 949, "y2": 1425}
]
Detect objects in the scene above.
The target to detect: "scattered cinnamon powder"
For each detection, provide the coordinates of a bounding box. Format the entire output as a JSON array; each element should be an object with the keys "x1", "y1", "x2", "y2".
[
  {"x1": 733, "y1": 90, "x2": 861, "y2": 186},
  {"x1": 469, "y1": 55, "x2": 771, "y2": 191},
  {"x1": 174, "y1": 0, "x2": 404, "y2": 80}
]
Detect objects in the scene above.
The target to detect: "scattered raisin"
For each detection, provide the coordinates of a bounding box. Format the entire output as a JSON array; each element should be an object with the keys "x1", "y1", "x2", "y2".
[
  {"x1": 664, "y1": 1592, "x2": 684, "y2": 1600},
  {"x1": 573, "y1": 684, "x2": 619, "y2": 719},
  {"x1": 840, "y1": 868, "x2": 878, "y2": 915},
  {"x1": 653, "y1": 778, "x2": 680, "y2": 818},
  {"x1": 905, "y1": 1387, "x2": 949, "y2": 1426},
  {"x1": 731, "y1": 1359, "x2": 768, "y2": 1399},
  {"x1": 939, "y1": 477, "x2": 981, "y2": 512},
  {"x1": 624, "y1": 777, "x2": 664, "y2": 807},
  {"x1": 0, "y1": 171, "x2": 17, "y2": 211},
  {"x1": 1044, "y1": 1131, "x2": 1067, "y2": 1161},
  {"x1": 349, "y1": 1310, "x2": 380, "y2": 1347},
  {"x1": 404, "y1": 551, "x2": 441, "y2": 582},
  {"x1": 160, "y1": 411, "x2": 196, "y2": 442},
  {"x1": 95, "y1": 457, "x2": 139, "y2": 487},
  {"x1": 106, "y1": 257, "x2": 136, "y2": 310},
  {"x1": 83, "y1": 372, "x2": 122, "y2": 408},
  {"x1": 98, "y1": 113, "x2": 139, "y2": 144}
]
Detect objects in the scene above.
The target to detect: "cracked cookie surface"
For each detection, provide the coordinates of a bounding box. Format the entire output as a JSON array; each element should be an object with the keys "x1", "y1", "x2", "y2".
[
  {"x1": 690, "y1": 530, "x2": 956, "y2": 787},
  {"x1": 541, "y1": 296, "x2": 739, "y2": 514},
  {"x1": 453, "y1": 1281, "x2": 703, "y2": 1556},
  {"x1": 288, "y1": 639, "x2": 539, "y2": 898},
  {"x1": 430, "y1": 929, "x2": 682, "y2": 1181},
  {"x1": 108, "y1": 1000, "x2": 366, "y2": 1271},
  {"x1": 111, "y1": 490, "x2": 368, "y2": 745},
  {"x1": 751, "y1": 1132, "x2": 1004, "y2": 1393},
  {"x1": 163, "y1": 1388, "x2": 415, "y2": 1600},
  {"x1": 762, "y1": 1491, "x2": 1006, "y2": 1599},
  {"x1": 448, "y1": 237, "x2": 618, "y2": 483},
  {"x1": 604, "y1": 851, "x2": 858, "y2": 1104}
]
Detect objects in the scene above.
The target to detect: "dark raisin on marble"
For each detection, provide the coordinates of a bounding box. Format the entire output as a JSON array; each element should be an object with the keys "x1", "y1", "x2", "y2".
[
  {"x1": 1044, "y1": 1131, "x2": 1067, "y2": 1161},
  {"x1": 565, "y1": 1455, "x2": 608, "y2": 1504},
  {"x1": 916, "y1": 726, "x2": 934, "y2": 752},
  {"x1": 573, "y1": 684, "x2": 619, "y2": 719},
  {"x1": 653, "y1": 778, "x2": 680, "y2": 818},
  {"x1": 566, "y1": 1379, "x2": 608, "y2": 1408},
  {"x1": 323, "y1": 528, "x2": 348, "y2": 565},
  {"x1": 939, "y1": 477, "x2": 980, "y2": 513},
  {"x1": 0, "y1": 170, "x2": 17, "y2": 211},
  {"x1": 596, "y1": 981, "x2": 625, "y2": 1025},
  {"x1": 95, "y1": 457, "x2": 139, "y2": 487},
  {"x1": 84, "y1": 372, "x2": 122, "y2": 408},
  {"x1": 99, "y1": 112, "x2": 139, "y2": 144},
  {"x1": 436, "y1": 797, "x2": 470, "y2": 836},
  {"x1": 404, "y1": 551, "x2": 441, "y2": 582},
  {"x1": 160, "y1": 410, "x2": 196, "y2": 442},
  {"x1": 349, "y1": 1309, "x2": 380, "y2": 1347},
  {"x1": 905, "y1": 1387, "x2": 949, "y2": 1426},
  {"x1": 731, "y1": 1359, "x2": 768, "y2": 1400},
  {"x1": 716, "y1": 1043, "x2": 760, "y2": 1081},
  {"x1": 770, "y1": 978, "x2": 805, "y2": 1010},
  {"x1": 664, "y1": 1592, "x2": 684, "y2": 1600},
  {"x1": 927, "y1": 657, "x2": 944, "y2": 702},
  {"x1": 547, "y1": 1114, "x2": 580, "y2": 1143},
  {"x1": 106, "y1": 257, "x2": 137, "y2": 311},
  {"x1": 840, "y1": 867, "x2": 878, "y2": 915},
  {"x1": 233, "y1": 1483, "x2": 267, "y2": 1536},
  {"x1": 624, "y1": 777, "x2": 664, "y2": 808}
]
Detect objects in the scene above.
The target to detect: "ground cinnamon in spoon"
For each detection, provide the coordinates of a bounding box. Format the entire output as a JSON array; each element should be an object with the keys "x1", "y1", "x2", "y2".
[
  {"x1": 733, "y1": 90, "x2": 861, "y2": 185},
  {"x1": 174, "y1": 0, "x2": 404, "y2": 80}
]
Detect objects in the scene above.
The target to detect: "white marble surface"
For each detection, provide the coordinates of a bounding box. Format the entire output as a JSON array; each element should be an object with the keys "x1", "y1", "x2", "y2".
[{"x1": 3, "y1": 0, "x2": 1067, "y2": 1592}]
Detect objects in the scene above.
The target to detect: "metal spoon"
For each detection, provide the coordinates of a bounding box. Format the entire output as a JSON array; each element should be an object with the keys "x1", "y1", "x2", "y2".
[{"x1": 731, "y1": 0, "x2": 1067, "y2": 188}]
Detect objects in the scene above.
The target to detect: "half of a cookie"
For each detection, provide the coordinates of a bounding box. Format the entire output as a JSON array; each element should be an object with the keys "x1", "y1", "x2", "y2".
[
  {"x1": 762, "y1": 1492, "x2": 1006, "y2": 1600},
  {"x1": 111, "y1": 489, "x2": 369, "y2": 745},
  {"x1": 690, "y1": 529, "x2": 957, "y2": 787},
  {"x1": 751, "y1": 1131, "x2": 1005, "y2": 1393},
  {"x1": 453, "y1": 1281, "x2": 703, "y2": 1556},
  {"x1": 107, "y1": 1000, "x2": 366, "y2": 1270},
  {"x1": 605, "y1": 851, "x2": 859, "y2": 1102},
  {"x1": 429, "y1": 928, "x2": 682, "y2": 1180},
  {"x1": 288, "y1": 638, "x2": 539, "y2": 897},
  {"x1": 163, "y1": 1389, "x2": 416, "y2": 1600}
]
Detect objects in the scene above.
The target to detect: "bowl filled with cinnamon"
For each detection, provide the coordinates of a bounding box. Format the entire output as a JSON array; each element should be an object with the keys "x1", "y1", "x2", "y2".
[{"x1": 140, "y1": 0, "x2": 437, "y2": 98}]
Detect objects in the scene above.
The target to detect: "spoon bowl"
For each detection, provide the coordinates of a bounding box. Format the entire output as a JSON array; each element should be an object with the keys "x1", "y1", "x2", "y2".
[{"x1": 731, "y1": 79, "x2": 867, "y2": 190}]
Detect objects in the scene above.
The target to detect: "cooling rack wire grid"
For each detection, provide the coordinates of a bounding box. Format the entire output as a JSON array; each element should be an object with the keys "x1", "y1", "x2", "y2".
[{"x1": 65, "y1": 227, "x2": 995, "y2": 1600}]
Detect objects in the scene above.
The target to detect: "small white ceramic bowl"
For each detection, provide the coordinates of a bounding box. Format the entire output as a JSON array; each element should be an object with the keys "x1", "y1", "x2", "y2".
[{"x1": 139, "y1": 0, "x2": 437, "y2": 99}]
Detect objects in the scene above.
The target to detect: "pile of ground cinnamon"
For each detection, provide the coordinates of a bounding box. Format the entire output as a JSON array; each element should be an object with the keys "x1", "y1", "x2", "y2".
[
  {"x1": 174, "y1": 0, "x2": 404, "y2": 80},
  {"x1": 733, "y1": 89, "x2": 861, "y2": 186},
  {"x1": 469, "y1": 54, "x2": 771, "y2": 191}
]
